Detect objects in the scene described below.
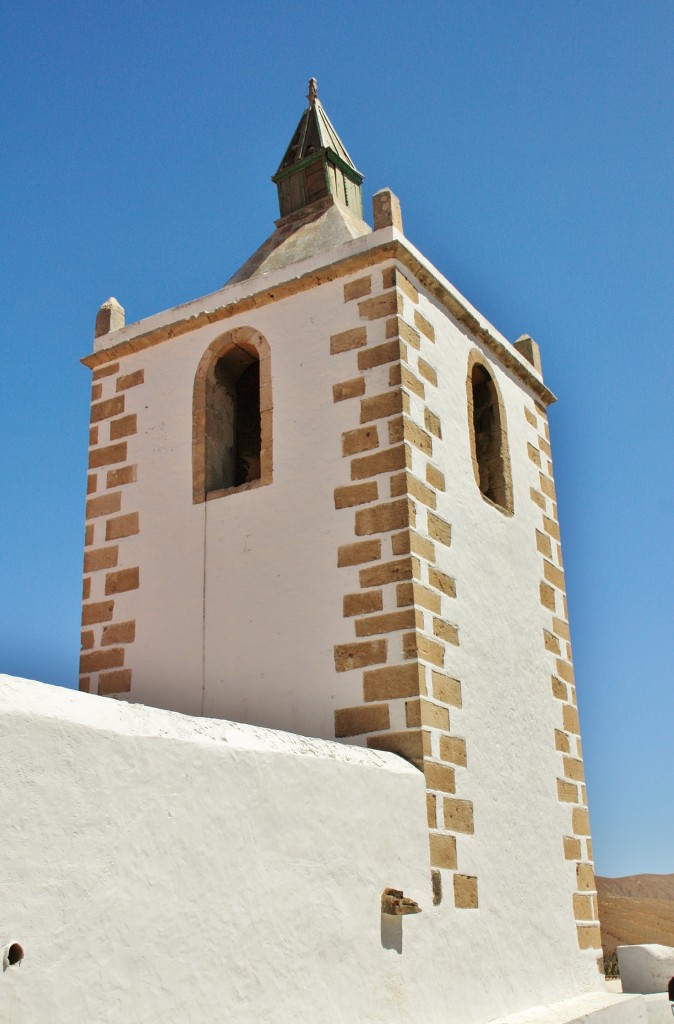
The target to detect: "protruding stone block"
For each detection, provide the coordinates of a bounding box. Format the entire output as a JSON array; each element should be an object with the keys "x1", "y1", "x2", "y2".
[
  {"x1": 617, "y1": 943, "x2": 674, "y2": 994},
  {"x1": 372, "y1": 189, "x2": 403, "y2": 232},
  {"x1": 95, "y1": 297, "x2": 125, "y2": 339},
  {"x1": 513, "y1": 334, "x2": 543, "y2": 376}
]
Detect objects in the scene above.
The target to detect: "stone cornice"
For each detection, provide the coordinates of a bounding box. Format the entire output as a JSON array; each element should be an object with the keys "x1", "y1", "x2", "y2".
[{"x1": 82, "y1": 237, "x2": 556, "y2": 407}]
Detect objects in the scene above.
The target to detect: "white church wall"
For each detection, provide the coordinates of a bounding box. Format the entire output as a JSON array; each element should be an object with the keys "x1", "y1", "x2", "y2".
[
  {"x1": 0, "y1": 676, "x2": 633, "y2": 1024},
  {"x1": 0, "y1": 675, "x2": 432, "y2": 1024},
  {"x1": 1, "y1": 671, "x2": 618, "y2": 1024}
]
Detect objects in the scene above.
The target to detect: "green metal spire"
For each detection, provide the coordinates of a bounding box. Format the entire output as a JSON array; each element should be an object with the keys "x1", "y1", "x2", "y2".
[{"x1": 272, "y1": 78, "x2": 364, "y2": 220}]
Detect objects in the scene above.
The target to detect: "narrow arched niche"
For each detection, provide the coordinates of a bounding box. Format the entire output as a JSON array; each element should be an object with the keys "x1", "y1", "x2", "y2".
[
  {"x1": 466, "y1": 353, "x2": 514, "y2": 515},
  {"x1": 193, "y1": 327, "x2": 272, "y2": 503}
]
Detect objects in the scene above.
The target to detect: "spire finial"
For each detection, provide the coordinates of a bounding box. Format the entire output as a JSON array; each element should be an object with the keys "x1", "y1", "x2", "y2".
[{"x1": 307, "y1": 77, "x2": 318, "y2": 106}]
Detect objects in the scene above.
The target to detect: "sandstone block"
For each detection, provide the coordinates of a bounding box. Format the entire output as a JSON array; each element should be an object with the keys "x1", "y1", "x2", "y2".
[
  {"x1": 343, "y1": 590, "x2": 383, "y2": 617},
  {"x1": 424, "y1": 408, "x2": 442, "y2": 438},
  {"x1": 555, "y1": 729, "x2": 571, "y2": 753},
  {"x1": 367, "y1": 728, "x2": 430, "y2": 770},
  {"x1": 429, "y1": 832, "x2": 457, "y2": 869},
  {"x1": 79, "y1": 647, "x2": 124, "y2": 673},
  {"x1": 92, "y1": 361, "x2": 120, "y2": 380},
  {"x1": 106, "y1": 512, "x2": 140, "y2": 541},
  {"x1": 409, "y1": 531, "x2": 435, "y2": 561},
  {"x1": 572, "y1": 807, "x2": 591, "y2": 836},
  {"x1": 401, "y1": 365, "x2": 425, "y2": 398},
  {"x1": 418, "y1": 357, "x2": 437, "y2": 387},
  {"x1": 454, "y1": 875, "x2": 479, "y2": 909},
  {"x1": 334, "y1": 639, "x2": 387, "y2": 672},
  {"x1": 104, "y1": 567, "x2": 139, "y2": 595},
  {"x1": 577, "y1": 925, "x2": 601, "y2": 950},
  {"x1": 355, "y1": 608, "x2": 417, "y2": 637},
  {"x1": 363, "y1": 661, "x2": 424, "y2": 701},
  {"x1": 414, "y1": 311, "x2": 435, "y2": 341},
  {"x1": 81, "y1": 598, "x2": 114, "y2": 622},
  {"x1": 386, "y1": 316, "x2": 420, "y2": 350},
  {"x1": 86, "y1": 491, "x2": 121, "y2": 520},
  {"x1": 360, "y1": 389, "x2": 403, "y2": 423},
  {"x1": 330, "y1": 326, "x2": 368, "y2": 354},
  {"x1": 91, "y1": 396, "x2": 124, "y2": 423},
  {"x1": 426, "y1": 465, "x2": 446, "y2": 491},
  {"x1": 337, "y1": 539, "x2": 381, "y2": 567},
  {"x1": 343, "y1": 277, "x2": 371, "y2": 302},
  {"x1": 357, "y1": 339, "x2": 401, "y2": 370},
  {"x1": 89, "y1": 443, "x2": 128, "y2": 469},
  {"x1": 433, "y1": 618, "x2": 459, "y2": 645},
  {"x1": 116, "y1": 369, "x2": 144, "y2": 392},
  {"x1": 564, "y1": 836, "x2": 582, "y2": 860},
  {"x1": 564, "y1": 756, "x2": 585, "y2": 782},
  {"x1": 405, "y1": 698, "x2": 450, "y2": 730},
  {"x1": 83, "y1": 546, "x2": 119, "y2": 573},
  {"x1": 424, "y1": 761, "x2": 456, "y2": 794},
  {"x1": 94, "y1": 299, "x2": 124, "y2": 338},
  {"x1": 428, "y1": 567, "x2": 456, "y2": 597},
  {"x1": 557, "y1": 779, "x2": 578, "y2": 803},
  {"x1": 358, "y1": 291, "x2": 403, "y2": 321},
  {"x1": 359, "y1": 557, "x2": 413, "y2": 588},
  {"x1": 372, "y1": 189, "x2": 403, "y2": 231},
  {"x1": 98, "y1": 669, "x2": 132, "y2": 695},
  {"x1": 444, "y1": 798, "x2": 474, "y2": 834},
  {"x1": 355, "y1": 498, "x2": 411, "y2": 536},
  {"x1": 101, "y1": 620, "x2": 136, "y2": 646},
  {"x1": 334, "y1": 703, "x2": 390, "y2": 737},
  {"x1": 334, "y1": 481, "x2": 378, "y2": 508},
  {"x1": 110, "y1": 414, "x2": 137, "y2": 440},
  {"x1": 439, "y1": 735, "x2": 467, "y2": 767},
  {"x1": 576, "y1": 862, "x2": 596, "y2": 891},
  {"x1": 333, "y1": 377, "x2": 365, "y2": 402},
  {"x1": 351, "y1": 445, "x2": 408, "y2": 481},
  {"x1": 431, "y1": 671, "x2": 462, "y2": 707},
  {"x1": 106, "y1": 464, "x2": 137, "y2": 488}
]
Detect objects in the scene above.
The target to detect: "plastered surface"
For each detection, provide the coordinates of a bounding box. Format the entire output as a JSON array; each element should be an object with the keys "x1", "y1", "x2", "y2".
[
  {"x1": 0, "y1": 677, "x2": 631, "y2": 1024},
  {"x1": 0, "y1": 675, "x2": 430, "y2": 1023},
  {"x1": 617, "y1": 944, "x2": 674, "y2": 994}
]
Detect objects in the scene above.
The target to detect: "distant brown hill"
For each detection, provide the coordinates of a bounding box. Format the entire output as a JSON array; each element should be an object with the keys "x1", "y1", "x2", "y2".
[{"x1": 596, "y1": 874, "x2": 674, "y2": 955}]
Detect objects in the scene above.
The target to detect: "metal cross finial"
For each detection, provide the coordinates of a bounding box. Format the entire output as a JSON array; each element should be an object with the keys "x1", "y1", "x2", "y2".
[{"x1": 307, "y1": 78, "x2": 318, "y2": 106}]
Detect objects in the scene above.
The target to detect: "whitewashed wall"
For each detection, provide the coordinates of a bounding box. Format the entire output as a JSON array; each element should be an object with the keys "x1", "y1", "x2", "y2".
[
  {"x1": 0, "y1": 676, "x2": 429, "y2": 1024},
  {"x1": 101, "y1": 255, "x2": 378, "y2": 736},
  {"x1": 0, "y1": 676, "x2": 634, "y2": 1024}
]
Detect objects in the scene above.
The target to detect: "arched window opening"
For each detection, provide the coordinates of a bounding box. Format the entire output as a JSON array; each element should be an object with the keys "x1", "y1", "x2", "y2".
[
  {"x1": 467, "y1": 357, "x2": 513, "y2": 515},
  {"x1": 193, "y1": 327, "x2": 272, "y2": 503},
  {"x1": 206, "y1": 349, "x2": 260, "y2": 492}
]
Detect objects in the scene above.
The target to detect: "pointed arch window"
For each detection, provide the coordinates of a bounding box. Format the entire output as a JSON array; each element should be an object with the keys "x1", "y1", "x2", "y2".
[
  {"x1": 193, "y1": 327, "x2": 272, "y2": 503},
  {"x1": 467, "y1": 353, "x2": 513, "y2": 515}
]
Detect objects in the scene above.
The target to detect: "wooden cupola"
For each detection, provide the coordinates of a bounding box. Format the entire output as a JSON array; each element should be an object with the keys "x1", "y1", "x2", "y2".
[{"x1": 272, "y1": 78, "x2": 364, "y2": 220}]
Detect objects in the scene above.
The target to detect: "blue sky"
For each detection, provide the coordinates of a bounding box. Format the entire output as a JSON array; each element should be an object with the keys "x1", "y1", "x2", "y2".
[{"x1": 1, "y1": 0, "x2": 672, "y2": 877}]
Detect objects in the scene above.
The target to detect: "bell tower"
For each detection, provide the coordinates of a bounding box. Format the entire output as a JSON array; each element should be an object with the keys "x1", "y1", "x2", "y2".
[{"x1": 80, "y1": 80, "x2": 603, "y2": 996}]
